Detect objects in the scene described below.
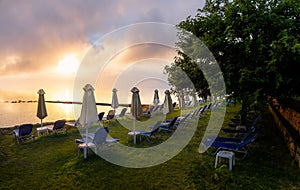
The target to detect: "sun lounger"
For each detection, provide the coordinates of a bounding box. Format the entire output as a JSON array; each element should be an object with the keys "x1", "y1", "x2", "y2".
[
  {"x1": 12, "y1": 124, "x2": 34, "y2": 143},
  {"x1": 202, "y1": 134, "x2": 257, "y2": 159},
  {"x1": 47, "y1": 120, "x2": 66, "y2": 134}
]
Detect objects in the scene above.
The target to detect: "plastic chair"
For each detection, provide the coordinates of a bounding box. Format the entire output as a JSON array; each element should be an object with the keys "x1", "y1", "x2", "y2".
[{"x1": 77, "y1": 128, "x2": 108, "y2": 159}]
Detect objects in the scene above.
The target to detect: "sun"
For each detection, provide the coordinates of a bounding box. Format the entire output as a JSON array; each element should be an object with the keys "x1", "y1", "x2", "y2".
[{"x1": 55, "y1": 55, "x2": 79, "y2": 75}]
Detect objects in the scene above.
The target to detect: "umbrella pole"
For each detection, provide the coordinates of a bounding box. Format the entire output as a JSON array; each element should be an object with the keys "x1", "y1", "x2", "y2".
[
  {"x1": 133, "y1": 118, "x2": 136, "y2": 144},
  {"x1": 41, "y1": 119, "x2": 43, "y2": 127},
  {"x1": 84, "y1": 127, "x2": 88, "y2": 159}
]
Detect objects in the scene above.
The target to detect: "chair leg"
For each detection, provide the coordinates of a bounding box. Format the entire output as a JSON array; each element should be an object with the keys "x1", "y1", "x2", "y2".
[
  {"x1": 77, "y1": 146, "x2": 80, "y2": 157},
  {"x1": 215, "y1": 155, "x2": 219, "y2": 168},
  {"x1": 83, "y1": 147, "x2": 87, "y2": 159},
  {"x1": 229, "y1": 157, "x2": 233, "y2": 171},
  {"x1": 233, "y1": 154, "x2": 236, "y2": 166}
]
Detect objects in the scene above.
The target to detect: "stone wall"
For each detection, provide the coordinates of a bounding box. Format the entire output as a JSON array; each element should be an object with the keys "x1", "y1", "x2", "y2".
[{"x1": 269, "y1": 103, "x2": 300, "y2": 168}]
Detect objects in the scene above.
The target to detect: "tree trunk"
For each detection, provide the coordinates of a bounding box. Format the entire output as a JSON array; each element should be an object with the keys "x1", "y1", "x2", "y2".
[{"x1": 240, "y1": 99, "x2": 249, "y2": 125}]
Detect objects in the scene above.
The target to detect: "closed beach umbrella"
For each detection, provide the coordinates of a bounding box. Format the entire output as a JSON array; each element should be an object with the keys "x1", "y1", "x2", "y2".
[
  {"x1": 131, "y1": 87, "x2": 142, "y2": 144},
  {"x1": 79, "y1": 84, "x2": 98, "y2": 128},
  {"x1": 163, "y1": 90, "x2": 173, "y2": 116},
  {"x1": 111, "y1": 88, "x2": 119, "y2": 112},
  {"x1": 131, "y1": 87, "x2": 142, "y2": 118},
  {"x1": 185, "y1": 94, "x2": 190, "y2": 102},
  {"x1": 37, "y1": 89, "x2": 47, "y2": 127},
  {"x1": 191, "y1": 94, "x2": 197, "y2": 107},
  {"x1": 79, "y1": 84, "x2": 98, "y2": 158},
  {"x1": 153, "y1": 89, "x2": 160, "y2": 105},
  {"x1": 179, "y1": 90, "x2": 185, "y2": 110}
]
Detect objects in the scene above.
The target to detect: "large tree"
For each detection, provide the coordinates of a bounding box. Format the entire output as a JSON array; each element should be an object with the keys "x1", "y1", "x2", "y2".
[{"x1": 165, "y1": 0, "x2": 300, "y2": 122}]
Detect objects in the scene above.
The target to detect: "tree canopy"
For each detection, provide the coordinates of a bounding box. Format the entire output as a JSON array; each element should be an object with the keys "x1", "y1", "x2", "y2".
[{"x1": 165, "y1": 0, "x2": 300, "y2": 119}]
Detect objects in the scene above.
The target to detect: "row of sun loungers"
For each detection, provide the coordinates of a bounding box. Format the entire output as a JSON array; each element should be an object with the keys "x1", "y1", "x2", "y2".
[
  {"x1": 201, "y1": 110, "x2": 263, "y2": 160},
  {"x1": 12, "y1": 120, "x2": 67, "y2": 143},
  {"x1": 128, "y1": 103, "x2": 215, "y2": 144}
]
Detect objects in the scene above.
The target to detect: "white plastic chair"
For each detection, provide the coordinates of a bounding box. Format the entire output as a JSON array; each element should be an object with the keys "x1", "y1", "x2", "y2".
[{"x1": 77, "y1": 128, "x2": 108, "y2": 159}]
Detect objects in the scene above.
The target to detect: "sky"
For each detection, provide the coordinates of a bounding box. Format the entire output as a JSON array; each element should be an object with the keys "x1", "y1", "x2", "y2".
[{"x1": 0, "y1": 0, "x2": 205, "y2": 103}]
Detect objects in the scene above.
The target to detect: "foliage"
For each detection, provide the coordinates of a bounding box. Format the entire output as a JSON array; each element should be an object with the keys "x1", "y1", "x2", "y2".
[{"x1": 165, "y1": 0, "x2": 300, "y2": 122}]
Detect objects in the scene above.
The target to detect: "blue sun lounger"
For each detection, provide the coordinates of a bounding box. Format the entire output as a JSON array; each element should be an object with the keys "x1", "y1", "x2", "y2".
[
  {"x1": 202, "y1": 134, "x2": 257, "y2": 159},
  {"x1": 208, "y1": 128, "x2": 256, "y2": 144},
  {"x1": 12, "y1": 124, "x2": 34, "y2": 143}
]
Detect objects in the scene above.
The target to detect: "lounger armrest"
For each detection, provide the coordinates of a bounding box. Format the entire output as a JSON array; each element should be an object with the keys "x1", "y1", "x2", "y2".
[
  {"x1": 46, "y1": 125, "x2": 54, "y2": 131},
  {"x1": 236, "y1": 125, "x2": 247, "y2": 130},
  {"x1": 12, "y1": 129, "x2": 19, "y2": 136},
  {"x1": 106, "y1": 137, "x2": 119, "y2": 142}
]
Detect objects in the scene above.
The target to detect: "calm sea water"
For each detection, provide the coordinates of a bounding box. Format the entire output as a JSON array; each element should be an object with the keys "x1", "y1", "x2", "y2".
[{"x1": 0, "y1": 102, "x2": 121, "y2": 128}]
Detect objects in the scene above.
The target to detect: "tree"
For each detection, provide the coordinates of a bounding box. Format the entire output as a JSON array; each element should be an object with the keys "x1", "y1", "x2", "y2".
[
  {"x1": 164, "y1": 50, "x2": 210, "y2": 99},
  {"x1": 165, "y1": 0, "x2": 300, "y2": 123}
]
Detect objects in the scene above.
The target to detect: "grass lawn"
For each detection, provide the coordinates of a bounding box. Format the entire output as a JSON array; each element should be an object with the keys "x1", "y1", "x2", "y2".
[{"x1": 0, "y1": 104, "x2": 300, "y2": 190}]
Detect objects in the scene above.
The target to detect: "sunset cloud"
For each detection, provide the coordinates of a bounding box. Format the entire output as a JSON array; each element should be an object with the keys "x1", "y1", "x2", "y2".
[{"x1": 0, "y1": 0, "x2": 204, "y2": 100}]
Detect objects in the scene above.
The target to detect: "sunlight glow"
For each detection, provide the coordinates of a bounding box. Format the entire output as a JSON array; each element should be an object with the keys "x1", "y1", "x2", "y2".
[
  {"x1": 56, "y1": 103, "x2": 75, "y2": 118},
  {"x1": 51, "y1": 88, "x2": 72, "y2": 102},
  {"x1": 55, "y1": 55, "x2": 79, "y2": 75}
]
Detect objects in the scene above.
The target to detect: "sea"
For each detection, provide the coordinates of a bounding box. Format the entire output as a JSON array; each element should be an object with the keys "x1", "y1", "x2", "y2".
[{"x1": 0, "y1": 102, "x2": 118, "y2": 128}]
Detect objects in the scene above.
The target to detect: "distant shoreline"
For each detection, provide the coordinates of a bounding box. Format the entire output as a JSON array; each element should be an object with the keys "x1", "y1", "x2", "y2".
[
  {"x1": 2, "y1": 100, "x2": 149, "y2": 108},
  {"x1": 46, "y1": 101, "x2": 132, "y2": 107}
]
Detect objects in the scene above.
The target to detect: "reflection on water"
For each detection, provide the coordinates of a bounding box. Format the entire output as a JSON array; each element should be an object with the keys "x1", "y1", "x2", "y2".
[
  {"x1": 0, "y1": 102, "x2": 116, "y2": 128},
  {"x1": 56, "y1": 103, "x2": 76, "y2": 119}
]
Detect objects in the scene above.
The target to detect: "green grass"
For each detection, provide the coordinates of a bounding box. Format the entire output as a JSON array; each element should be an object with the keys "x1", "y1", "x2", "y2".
[{"x1": 1, "y1": 104, "x2": 300, "y2": 190}]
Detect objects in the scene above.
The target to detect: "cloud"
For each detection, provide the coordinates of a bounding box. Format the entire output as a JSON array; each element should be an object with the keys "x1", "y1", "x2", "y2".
[
  {"x1": 0, "y1": 0, "x2": 204, "y2": 64},
  {"x1": 109, "y1": 43, "x2": 176, "y2": 66},
  {"x1": 0, "y1": 0, "x2": 204, "y2": 99}
]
